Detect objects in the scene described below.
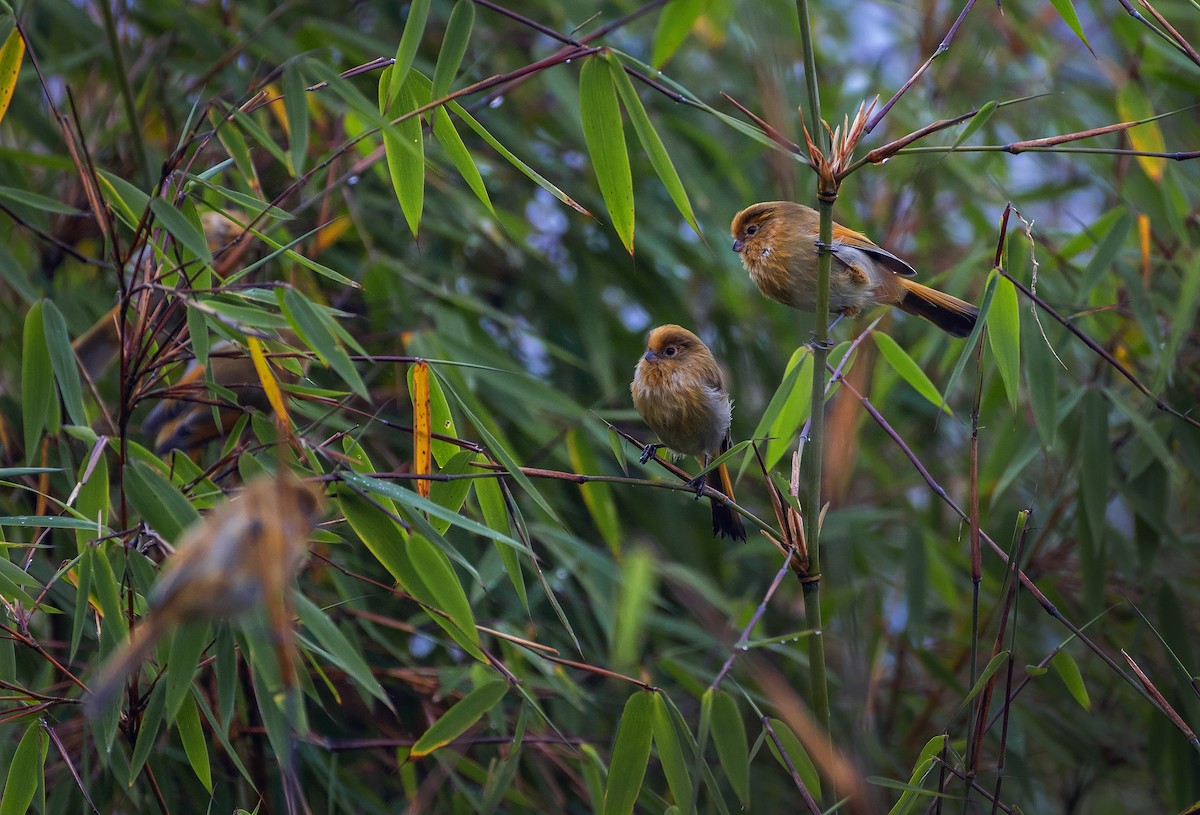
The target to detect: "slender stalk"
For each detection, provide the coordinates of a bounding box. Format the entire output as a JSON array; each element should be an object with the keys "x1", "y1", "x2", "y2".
[
  {"x1": 796, "y1": 0, "x2": 832, "y2": 751},
  {"x1": 98, "y1": 0, "x2": 152, "y2": 188},
  {"x1": 795, "y1": 0, "x2": 823, "y2": 147}
]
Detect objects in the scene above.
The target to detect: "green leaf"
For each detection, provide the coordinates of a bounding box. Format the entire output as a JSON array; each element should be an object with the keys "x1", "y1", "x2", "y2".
[
  {"x1": 961, "y1": 650, "x2": 1011, "y2": 706},
  {"x1": 986, "y1": 271, "x2": 1021, "y2": 410},
  {"x1": 580, "y1": 55, "x2": 634, "y2": 254},
  {"x1": 176, "y1": 694, "x2": 213, "y2": 793},
  {"x1": 887, "y1": 735, "x2": 946, "y2": 815},
  {"x1": 429, "y1": 91, "x2": 494, "y2": 215},
  {"x1": 294, "y1": 594, "x2": 392, "y2": 709},
  {"x1": 431, "y1": 0, "x2": 474, "y2": 99},
  {"x1": 283, "y1": 60, "x2": 310, "y2": 176},
  {"x1": 709, "y1": 690, "x2": 749, "y2": 805},
  {"x1": 22, "y1": 301, "x2": 58, "y2": 459},
  {"x1": 209, "y1": 107, "x2": 259, "y2": 191},
  {"x1": 764, "y1": 718, "x2": 821, "y2": 800},
  {"x1": 447, "y1": 98, "x2": 589, "y2": 215},
  {"x1": 611, "y1": 548, "x2": 656, "y2": 672},
  {"x1": 1048, "y1": 0, "x2": 1094, "y2": 55},
  {"x1": 279, "y1": 287, "x2": 368, "y2": 400},
  {"x1": 149, "y1": 198, "x2": 213, "y2": 264},
  {"x1": 1023, "y1": 315, "x2": 1059, "y2": 448},
  {"x1": 96, "y1": 169, "x2": 151, "y2": 231},
  {"x1": 41, "y1": 299, "x2": 87, "y2": 427},
  {"x1": 603, "y1": 691, "x2": 655, "y2": 815},
  {"x1": 566, "y1": 427, "x2": 621, "y2": 556},
  {"x1": 426, "y1": 450, "x2": 476, "y2": 535},
  {"x1": 949, "y1": 100, "x2": 997, "y2": 151},
  {"x1": 0, "y1": 184, "x2": 80, "y2": 214},
  {"x1": 387, "y1": 0, "x2": 431, "y2": 106},
  {"x1": 942, "y1": 271, "x2": 997, "y2": 410},
  {"x1": 410, "y1": 677, "x2": 507, "y2": 758},
  {"x1": 652, "y1": 693, "x2": 693, "y2": 815},
  {"x1": 0, "y1": 720, "x2": 48, "y2": 815},
  {"x1": 1051, "y1": 649, "x2": 1091, "y2": 711},
  {"x1": 651, "y1": 0, "x2": 705, "y2": 68},
  {"x1": 874, "y1": 331, "x2": 951, "y2": 415},
  {"x1": 381, "y1": 69, "x2": 425, "y2": 238},
  {"x1": 475, "y1": 466, "x2": 528, "y2": 611},
  {"x1": 164, "y1": 621, "x2": 211, "y2": 721},
  {"x1": 608, "y1": 53, "x2": 700, "y2": 238},
  {"x1": 743, "y1": 347, "x2": 813, "y2": 474},
  {"x1": 124, "y1": 460, "x2": 200, "y2": 542}
]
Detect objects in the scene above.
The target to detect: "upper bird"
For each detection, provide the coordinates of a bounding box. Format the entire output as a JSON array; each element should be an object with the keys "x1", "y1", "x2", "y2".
[
  {"x1": 630, "y1": 325, "x2": 746, "y2": 541},
  {"x1": 731, "y1": 201, "x2": 979, "y2": 337}
]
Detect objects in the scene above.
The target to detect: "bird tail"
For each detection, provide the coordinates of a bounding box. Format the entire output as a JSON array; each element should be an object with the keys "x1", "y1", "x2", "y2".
[
  {"x1": 896, "y1": 278, "x2": 979, "y2": 338},
  {"x1": 709, "y1": 460, "x2": 747, "y2": 541},
  {"x1": 85, "y1": 616, "x2": 166, "y2": 718}
]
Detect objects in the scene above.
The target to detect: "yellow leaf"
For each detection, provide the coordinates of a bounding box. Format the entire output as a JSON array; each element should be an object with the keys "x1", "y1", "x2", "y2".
[
  {"x1": 412, "y1": 361, "x2": 432, "y2": 499},
  {"x1": 1116, "y1": 86, "x2": 1166, "y2": 182},
  {"x1": 1137, "y1": 213, "x2": 1150, "y2": 286},
  {"x1": 0, "y1": 28, "x2": 25, "y2": 128},
  {"x1": 247, "y1": 336, "x2": 289, "y2": 426}
]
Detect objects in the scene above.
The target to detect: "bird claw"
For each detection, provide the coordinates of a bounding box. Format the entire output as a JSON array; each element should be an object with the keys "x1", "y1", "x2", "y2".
[
  {"x1": 688, "y1": 473, "x2": 707, "y2": 501},
  {"x1": 639, "y1": 444, "x2": 662, "y2": 465},
  {"x1": 813, "y1": 239, "x2": 837, "y2": 254},
  {"x1": 807, "y1": 333, "x2": 836, "y2": 352}
]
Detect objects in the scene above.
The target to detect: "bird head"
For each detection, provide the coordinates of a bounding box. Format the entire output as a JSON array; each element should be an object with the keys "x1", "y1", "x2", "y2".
[{"x1": 641, "y1": 324, "x2": 707, "y2": 369}]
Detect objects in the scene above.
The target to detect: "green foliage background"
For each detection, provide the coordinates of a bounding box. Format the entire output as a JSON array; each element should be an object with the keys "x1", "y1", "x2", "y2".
[{"x1": 0, "y1": 0, "x2": 1197, "y2": 812}]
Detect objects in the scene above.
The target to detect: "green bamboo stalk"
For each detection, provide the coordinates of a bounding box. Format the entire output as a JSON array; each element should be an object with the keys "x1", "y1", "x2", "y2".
[{"x1": 796, "y1": 0, "x2": 832, "y2": 743}]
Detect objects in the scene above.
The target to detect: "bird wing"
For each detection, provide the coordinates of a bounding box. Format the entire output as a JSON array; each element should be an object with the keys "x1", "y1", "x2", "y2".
[{"x1": 831, "y1": 226, "x2": 917, "y2": 278}]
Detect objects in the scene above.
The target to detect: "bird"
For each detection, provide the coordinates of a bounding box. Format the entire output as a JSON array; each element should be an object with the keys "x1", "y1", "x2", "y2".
[
  {"x1": 630, "y1": 325, "x2": 747, "y2": 541},
  {"x1": 85, "y1": 472, "x2": 325, "y2": 715},
  {"x1": 141, "y1": 332, "x2": 303, "y2": 455},
  {"x1": 730, "y1": 201, "x2": 979, "y2": 337}
]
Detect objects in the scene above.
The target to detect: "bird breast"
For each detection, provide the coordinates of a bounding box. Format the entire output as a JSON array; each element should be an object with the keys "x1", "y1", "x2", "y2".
[{"x1": 632, "y1": 364, "x2": 731, "y2": 458}]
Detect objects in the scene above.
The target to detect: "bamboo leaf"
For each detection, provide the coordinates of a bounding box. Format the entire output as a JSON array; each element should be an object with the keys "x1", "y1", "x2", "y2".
[
  {"x1": 652, "y1": 692, "x2": 693, "y2": 814},
  {"x1": 986, "y1": 271, "x2": 1021, "y2": 410},
  {"x1": 0, "y1": 27, "x2": 24, "y2": 128},
  {"x1": 608, "y1": 53, "x2": 700, "y2": 238},
  {"x1": 710, "y1": 689, "x2": 750, "y2": 805},
  {"x1": 566, "y1": 426, "x2": 621, "y2": 556},
  {"x1": 149, "y1": 198, "x2": 213, "y2": 264},
  {"x1": 580, "y1": 55, "x2": 634, "y2": 254},
  {"x1": 388, "y1": 0, "x2": 431, "y2": 106},
  {"x1": 432, "y1": 0, "x2": 474, "y2": 99},
  {"x1": 41, "y1": 300, "x2": 87, "y2": 426},
  {"x1": 279, "y1": 287, "x2": 368, "y2": 400},
  {"x1": 283, "y1": 60, "x2": 310, "y2": 175},
  {"x1": 381, "y1": 68, "x2": 425, "y2": 238},
  {"x1": 175, "y1": 694, "x2": 213, "y2": 793},
  {"x1": 603, "y1": 691, "x2": 655, "y2": 815},
  {"x1": 294, "y1": 594, "x2": 393, "y2": 709},
  {"x1": 0, "y1": 720, "x2": 48, "y2": 815},
  {"x1": 1051, "y1": 649, "x2": 1092, "y2": 711},
  {"x1": 410, "y1": 677, "x2": 507, "y2": 758},
  {"x1": 22, "y1": 301, "x2": 59, "y2": 460},
  {"x1": 411, "y1": 361, "x2": 433, "y2": 499},
  {"x1": 764, "y1": 718, "x2": 821, "y2": 800},
  {"x1": 1048, "y1": 0, "x2": 1095, "y2": 56},
  {"x1": 651, "y1": 0, "x2": 704, "y2": 68},
  {"x1": 874, "y1": 331, "x2": 952, "y2": 415}
]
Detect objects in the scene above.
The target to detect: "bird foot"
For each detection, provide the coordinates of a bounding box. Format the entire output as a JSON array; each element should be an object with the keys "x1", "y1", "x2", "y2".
[
  {"x1": 687, "y1": 473, "x2": 708, "y2": 501},
  {"x1": 639, "y1": 443, "x2": 663, "y2": 465}
]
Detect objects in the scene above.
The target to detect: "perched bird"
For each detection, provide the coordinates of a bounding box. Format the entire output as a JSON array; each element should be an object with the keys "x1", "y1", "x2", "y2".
[
  {"x1": 142, "y1": 333, "x2": 302, "y2": 455},
  {"x1": 630, "y1": 325, "x2": 747, "y2": 541},
  {"x1": 731, "y1": 201, "x2": 979, "y2": 337},
  {"x1": 85, "y1": 472, "x2": 325, "y2": 715}
]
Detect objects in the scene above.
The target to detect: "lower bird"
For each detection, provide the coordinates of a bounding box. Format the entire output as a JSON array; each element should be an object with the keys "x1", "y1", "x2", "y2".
[
  {"x1": 630, "y1": 325, "x2": 747, "y2": 541},
  {"x1": 85, "y1": 472, "x2": 325, "y2": 715},
  {"x1": 731, "y1": 201, "x2": 979, "y2": 337}
]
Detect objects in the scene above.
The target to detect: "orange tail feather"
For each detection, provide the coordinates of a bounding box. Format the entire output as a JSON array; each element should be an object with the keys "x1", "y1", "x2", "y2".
[
  {"x1": 896, "y1": 278, "x2": 979, "y2": 338},
  {"x1": 710, "y1": 462, "x2": 747, "y2": 541}
]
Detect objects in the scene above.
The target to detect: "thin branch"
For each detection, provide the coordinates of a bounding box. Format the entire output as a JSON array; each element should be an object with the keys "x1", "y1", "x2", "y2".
[{"x1": 865, "y1": 0, "x2": 980, "y2": 133}]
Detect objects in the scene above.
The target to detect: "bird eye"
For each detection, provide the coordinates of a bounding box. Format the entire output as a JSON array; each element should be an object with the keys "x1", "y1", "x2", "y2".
[
  {"x1": 746, "y1": 224, "x2": 759, "y2": 235},
  {"x1": 664, "y1": 346, "x2": 677, "y2": 357}
]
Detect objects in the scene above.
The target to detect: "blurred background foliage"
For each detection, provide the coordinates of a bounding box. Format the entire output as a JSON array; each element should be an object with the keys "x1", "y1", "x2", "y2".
[{"x1": 0, "y1": 0, "x2": 1197, "y2": 812}]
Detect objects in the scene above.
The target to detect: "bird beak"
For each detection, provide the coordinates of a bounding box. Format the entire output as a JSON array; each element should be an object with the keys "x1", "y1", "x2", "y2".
[
  {"x1": 732, "y1": 239, "x2": 744, "y2": 253},
  {"x1": 642, "y1": 350, "x2": 658, "y2": 362}
]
